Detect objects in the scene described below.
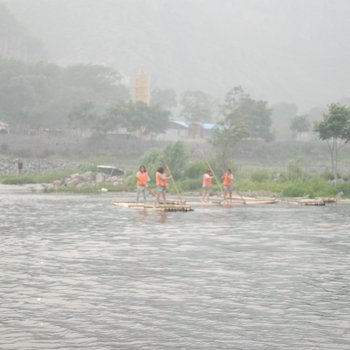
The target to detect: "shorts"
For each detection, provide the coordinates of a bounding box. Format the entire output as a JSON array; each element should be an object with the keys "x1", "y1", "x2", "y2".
[
  {"x1": 202, "y1": 185, "x2": 211, "y2": 189},
  {"x1": 156, "y1": 185, "x2": 166, "y2": 193},
  {"x1": 224, "y1": 185, "x2": 233, "y2": 191}
]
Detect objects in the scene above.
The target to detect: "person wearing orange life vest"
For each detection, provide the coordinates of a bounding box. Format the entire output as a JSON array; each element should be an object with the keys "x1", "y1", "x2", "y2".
[
  {"x1": 136, "y1": 165, "x2": 150, "y2": 202},
  {"x1": 222, "y1": 168, "x2": 234, "y2": 203},
  {"x1": 202, "y1": 169, "x2": 214, "y2": 203},
  {"x1": 154, "y1": 167, "x2": 172, "y2": 207}
]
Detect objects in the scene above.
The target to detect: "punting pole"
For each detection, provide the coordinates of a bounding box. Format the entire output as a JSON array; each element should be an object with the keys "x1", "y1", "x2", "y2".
[
  {"x1": 164, "y1": 162, "x2": 184, "y2": 203},
  {"x1": 200, "y1": 150, "x2": 246, "y2": 205}
]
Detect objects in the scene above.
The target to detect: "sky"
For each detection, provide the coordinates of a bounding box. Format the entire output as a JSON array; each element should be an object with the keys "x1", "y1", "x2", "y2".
[{"x1": 3, "y1": 0, "x2": 350, "y2": 112}]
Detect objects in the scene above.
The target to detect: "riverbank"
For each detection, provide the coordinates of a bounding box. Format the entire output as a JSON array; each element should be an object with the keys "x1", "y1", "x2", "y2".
[{"x1": 2, "y1": 183, "x2": 350, "y2": 207}]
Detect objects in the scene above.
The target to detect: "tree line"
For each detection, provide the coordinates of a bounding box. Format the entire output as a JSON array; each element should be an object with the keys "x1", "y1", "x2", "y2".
[
  {"x1": 1, "y1": 58, "x2": 350, "y2": 177},
  {"x1": 0, "y1": 58, "x2": 276, "y2": 140}
]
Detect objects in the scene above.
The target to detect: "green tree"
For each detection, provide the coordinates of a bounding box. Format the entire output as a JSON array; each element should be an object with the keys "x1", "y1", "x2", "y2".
[
  {"x1": 0, "y1": 4, "x2": 47, "y2": 61},
  {"x1": 151, "y1": 88, "x2": 177, "y2": 110},
  {"x1": 287, "y1": 158, "x2": 304, "y2": 182},
  {"x1": 314, "y1": 103, "x2": 350, "y2": 177},
  {"x1": 97, "y1": 101, "x2": 133, "y2": 135},
  {"x1": 140, "y1": 141, "x2": 189, "y2": 180},
  {"x1": 140, "y1": 148, "x2": 164, "y2": 181},
  {"x1": 163, "y1": 141, "x2": 188, "y2": 179},
  {"x1": 146, "y1": 104, "x2": 170, "y2": 137},
  {"x1": 210, "y1": 109, "x2": 249, "y2": 169},
  {"x1": 0, "y1": 59, "x2": 129, "y2": 130},
  {"x1": 68, "y1": 101, "x2": 98, "y2": 136},
  {"x1": 221, "y1": 86, "x2": 274, "y2": 141},
  {"x1": 180, "y1": 90, "x2": 212, "y2": 122},
  {"x1": 100, "y1": 101, "x2": 169, "y2": 138},
  {"x1": 271, "y1": 102, "x2": 298, "y2": 140},
  {"x1": 290, "y1": 115, "x2": 310, "y2": 139}
]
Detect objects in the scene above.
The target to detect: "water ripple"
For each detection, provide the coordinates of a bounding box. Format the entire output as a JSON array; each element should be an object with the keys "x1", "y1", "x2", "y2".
[{"x1": 1, "y1": 194, "x2": 350, "y2": 349}]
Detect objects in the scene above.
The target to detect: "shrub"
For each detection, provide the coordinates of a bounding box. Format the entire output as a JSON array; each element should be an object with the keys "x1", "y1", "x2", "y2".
[
  {"x1": 184, "y1": 161, "x2": 207, "y2": 179},
  {"x1": 287, "y1": 158, "x2": 304, "y2": 182},
  {"x1": 178, "y1": 178, "x2": 201, "y2": 191},
  {"x1": 320, "y1": 170, "x2": 335, "y2": 181},
  {"x1": 281, "y1": 184, "x2": 307, "y2": 197},
  {"x1": 250, "y1": 169, "x2": 270, "y2": 182}
]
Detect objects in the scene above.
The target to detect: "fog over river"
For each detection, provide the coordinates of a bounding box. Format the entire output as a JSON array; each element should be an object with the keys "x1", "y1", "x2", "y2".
[{"x1": 0, "y1": 192, "x2": 349, "y2": 349}]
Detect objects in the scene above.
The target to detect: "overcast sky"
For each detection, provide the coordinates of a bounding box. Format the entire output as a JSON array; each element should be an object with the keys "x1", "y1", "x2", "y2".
[{"x1": 4, "y1": 0, "x2": 350, "y2": 112}]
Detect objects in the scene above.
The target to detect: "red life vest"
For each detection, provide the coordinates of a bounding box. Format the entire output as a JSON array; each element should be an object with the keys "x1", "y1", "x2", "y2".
[
  {"x1": 156, "y1": 172, "x2": 167, "y2": 186},
  {"x1": 202, "y1": 173, "x2": 212, "y2": 186},
  {"x1": 223, "y1": 172, "x2": 233, "y2": 186},
  {"x1": 136, "y1": 171, "x2": 148, "y2": 186}
]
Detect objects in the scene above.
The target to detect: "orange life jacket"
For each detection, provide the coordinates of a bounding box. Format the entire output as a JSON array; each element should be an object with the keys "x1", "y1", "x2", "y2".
[
  {"x1": 156, "y1": 172, "x2": 167, "y2": 186},
  {"x1": 223, "y1": 172, "x2": 233, "y2": 186},
  {"x1": 136, "y1": 171, "x2": 148, "y2": 186},
  {"x1": 202, "y1": 173, "x2": 212, "y2": 186}
]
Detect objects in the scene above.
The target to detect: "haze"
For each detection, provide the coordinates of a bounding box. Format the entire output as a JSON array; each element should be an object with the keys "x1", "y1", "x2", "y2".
[{"x1": 3, "y1": 0, "x2": 350, "y2": 112}]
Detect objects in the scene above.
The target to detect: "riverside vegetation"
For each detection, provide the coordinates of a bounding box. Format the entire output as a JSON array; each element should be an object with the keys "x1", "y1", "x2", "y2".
[{"x1": 1, "y1": 145, "x2": 350, "y2": 199}]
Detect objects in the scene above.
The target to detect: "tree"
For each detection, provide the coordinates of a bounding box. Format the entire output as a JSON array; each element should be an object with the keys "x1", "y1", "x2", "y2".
[
  {"x1": 290, "y1": 115, "x2": 310, "y2": 139},
  {"x1": 0, "y1": 4, "x2": 47, "y2": 61},
  {"x1": 140, "y1": 141, "x2": 189, "y2": 180},
  {"x1": 221, "y1": 86, "x2": 274, "y2": 141},
  {"x1": 271, "y1": 102, "x2": 298, "y2": 140},
  {"x1": 100, "y1": 101, "x2": 169, "y2": 138},
  {"x1": 210, "y1": 109, "x2": 249, "y2": 169},
  {"x1": 0, "y1": 59, "x2": 129, "y2": 131},
  {"x1": 68, "y1": 101, "x2": 98, "y2": 136},
  {"x1": 180, "y1": 90, "x2": 212, "y2": 122},
  {"x1": 163, "y1": 141, "x2": 188, "y2": 179},
  {"x1": 314, "y1": 103, "x2": 350, "y2": 177},
  {"x1": 151, "y1": 88, "x2": 177, "y2": 110},
  {"x1": 146, "y1": 104, "x2": 170, "y2": 136}
]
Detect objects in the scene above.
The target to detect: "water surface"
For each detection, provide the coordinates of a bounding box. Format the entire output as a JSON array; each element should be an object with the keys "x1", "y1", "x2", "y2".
[{"x1": 1, "y1": 193, "x2": 349, "y2": 349}]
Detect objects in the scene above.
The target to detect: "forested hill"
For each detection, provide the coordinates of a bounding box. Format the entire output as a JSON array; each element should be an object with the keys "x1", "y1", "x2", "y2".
[
  {"x1": 0, "y1": 4, "x2": 47, "y2": 62},
  {"x1": 3, "y1": 0, "x2": 350, "y2": 110}
]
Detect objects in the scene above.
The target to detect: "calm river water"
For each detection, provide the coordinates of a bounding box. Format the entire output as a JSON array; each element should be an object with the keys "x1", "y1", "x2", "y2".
[{"x1": 0, "y1": 192, "x2": 349, "y2": 349}]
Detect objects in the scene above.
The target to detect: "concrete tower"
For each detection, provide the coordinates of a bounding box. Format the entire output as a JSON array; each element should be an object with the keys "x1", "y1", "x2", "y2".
[{"x1": 133, "y1": 68, "x2": 150, "y2": 105}]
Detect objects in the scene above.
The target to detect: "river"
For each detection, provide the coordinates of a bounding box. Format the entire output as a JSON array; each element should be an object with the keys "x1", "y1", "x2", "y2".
[{"x1": 0, "y1": 192, "x2": 349, "y2": 349}]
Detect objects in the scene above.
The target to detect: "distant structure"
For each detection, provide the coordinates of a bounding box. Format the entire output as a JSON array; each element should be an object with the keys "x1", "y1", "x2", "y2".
[
  {"x1": 133, "y1": 69, "x2": 150, "y2": 105},
  {"x1": 0, "y1": 121, "x2": 9, "y2": 134}
]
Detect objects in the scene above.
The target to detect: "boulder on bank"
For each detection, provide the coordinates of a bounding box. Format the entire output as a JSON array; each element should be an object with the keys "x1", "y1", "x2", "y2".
[{"x1": 46, "y1": 171, "x2": 124, "y2": 191}]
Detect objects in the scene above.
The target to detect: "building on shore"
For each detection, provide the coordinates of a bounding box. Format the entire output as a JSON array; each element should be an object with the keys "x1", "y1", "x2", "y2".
[{"x1": 133, "y1": 69, "x2": 150, "y2": 105}]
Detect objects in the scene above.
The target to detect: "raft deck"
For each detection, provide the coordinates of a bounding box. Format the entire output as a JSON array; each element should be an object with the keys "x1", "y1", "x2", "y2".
[{"x1": 113, "y1": 201, "x2": 194, "y2": 212}]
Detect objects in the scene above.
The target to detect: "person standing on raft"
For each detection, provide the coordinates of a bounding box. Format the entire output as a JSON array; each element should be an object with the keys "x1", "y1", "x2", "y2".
[
  {"x1": 202, "y1": 169, "x2": 214, "y2": 203},
  {"x1": 154, "y1": 167, "x2": 172, "y2": 207},
  {"x1": 136, "y1": 165, "x2": 150, "y2": 202},
  {"x1": 222, "y1": 169, "x2": 234, "y2": 204}
]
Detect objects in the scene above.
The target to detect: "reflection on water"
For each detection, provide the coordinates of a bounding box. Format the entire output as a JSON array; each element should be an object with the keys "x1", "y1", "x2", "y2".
[{"x1": 0, "y1": 193, "x2": 350, "y2": 350}]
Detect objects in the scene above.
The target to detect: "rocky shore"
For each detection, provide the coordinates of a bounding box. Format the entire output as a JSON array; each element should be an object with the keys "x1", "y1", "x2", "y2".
[
  {"x1": 0, "y1": 157, "x2": 80, "y2": 175},
  {"x1": 44, "y1": 171, "x2": 124, "y2": 191}
]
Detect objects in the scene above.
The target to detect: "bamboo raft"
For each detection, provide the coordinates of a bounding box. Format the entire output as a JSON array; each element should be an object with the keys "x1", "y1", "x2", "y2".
[
  {"x1": 113, "y1": 200, "x2": 194, "y2": 212},
  {"x1": 113, "y1": 197, "x2": 337, "y2": 211},
  {"x1": 209, "y1": 197, "x2": 279, "y2": 206},
  {"x1": 282, "y1": 198, "x2": 326, "y2": 206}
]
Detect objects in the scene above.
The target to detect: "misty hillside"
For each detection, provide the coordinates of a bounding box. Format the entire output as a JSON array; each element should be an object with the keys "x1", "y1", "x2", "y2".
[
  {"x1": 3, "y1": 0, "x2": 350, "y2": 111},
  {"x1": 0, "y1": 4, "x2": 46, "y2": 61}
]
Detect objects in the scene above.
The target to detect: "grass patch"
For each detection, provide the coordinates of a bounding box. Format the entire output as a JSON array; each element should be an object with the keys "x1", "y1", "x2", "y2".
[{"x1": 0, "y1": 171, "x2": 73, "y2": 185}]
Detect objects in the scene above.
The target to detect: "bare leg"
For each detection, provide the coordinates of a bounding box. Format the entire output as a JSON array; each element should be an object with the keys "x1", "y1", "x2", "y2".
[{"x1": 154, "y1": 192, "x2": 160, "y2": 207}]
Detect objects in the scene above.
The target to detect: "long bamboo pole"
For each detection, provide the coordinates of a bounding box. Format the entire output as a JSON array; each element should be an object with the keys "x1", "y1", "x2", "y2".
[
  {"x1": 200, "y1": 150, "x2": 224, "y2": 194},
  {"x1": 200, "y1": 150, "x2": 246, "y2": 205},
  {"x1": 164, "y1": 162, "x2": 184, "y2": 203}
]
